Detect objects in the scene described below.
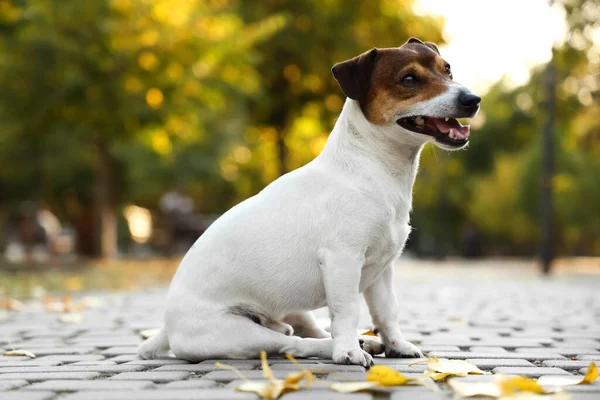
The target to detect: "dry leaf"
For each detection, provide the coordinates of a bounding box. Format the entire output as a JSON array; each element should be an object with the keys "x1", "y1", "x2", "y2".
[
  {"x1": 217, "y1": 351, "x2": 313, "y2": 400},
  {"x1": 538, "y1": 362, "x2": 598, "y2": 387},
  {"x1": 422, "y1": 370, "x2": 455, "y2": 381},
  {"x1": 366, "y1": 365, "x2": 417, "y2": 386},
  {"x1": 330, "y1": 382, "x2": 380, "y2": 393},
  {"x1": 139, "y1": 328, "x2": 160, "y2": 339},
  {"x1": 4, "y1": 299, "x2": 23, "y2": 311},
  {"x1": 427, "y1": 357, "x2": 489, "y2": 376},
  {"x1": 498, "y1": 392, "x2": 571, "y2": 400},
  {"x1": 500, "y1": 376, "x2": 547, "y2": 396},
  {"x1": 4, "y1": 349, "x2": 36, "y2": 359},
  {"x1": 360, "y1": 329, "x2": 378, "y2": 337},
  {"x1": 448, "y1": 378, "x2": 502, "y2": 397}
]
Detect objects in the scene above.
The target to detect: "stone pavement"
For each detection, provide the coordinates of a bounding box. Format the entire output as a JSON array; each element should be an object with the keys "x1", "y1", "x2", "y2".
[{"x1": 1, "y1": 260, "x2": 599, "y2": 399}]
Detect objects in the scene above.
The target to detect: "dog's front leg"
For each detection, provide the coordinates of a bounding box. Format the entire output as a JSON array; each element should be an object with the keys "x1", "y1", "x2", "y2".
[
  {"x1": 364, "y1": 264, "x2": 423, "y2": 358},
  {"x1": 320, "y1": 249, "x2": 374, "y2": 368}
]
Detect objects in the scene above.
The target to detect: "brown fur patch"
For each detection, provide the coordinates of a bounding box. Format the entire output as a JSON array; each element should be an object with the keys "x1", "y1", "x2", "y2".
[{"x1": 361, "y1": 43, "x2": 452, "y2": 125}]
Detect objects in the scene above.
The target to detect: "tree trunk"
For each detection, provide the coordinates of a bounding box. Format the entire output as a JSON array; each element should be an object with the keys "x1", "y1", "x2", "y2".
[{"x1": 93, "y1": 138, "x2": 117, "y2": 259}]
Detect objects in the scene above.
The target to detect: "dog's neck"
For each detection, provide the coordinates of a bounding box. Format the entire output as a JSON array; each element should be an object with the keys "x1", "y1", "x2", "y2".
[{"x1": 318, "y1": 99, "x2": 423, "y2": 209}]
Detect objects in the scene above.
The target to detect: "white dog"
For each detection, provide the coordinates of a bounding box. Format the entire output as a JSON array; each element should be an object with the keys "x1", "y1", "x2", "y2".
[{"x1": 139, "y1": 38, "x2": 480, "y2": 368}]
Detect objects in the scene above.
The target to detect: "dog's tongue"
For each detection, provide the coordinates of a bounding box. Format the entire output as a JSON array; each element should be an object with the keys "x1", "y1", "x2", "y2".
[{"x1": 426, "y1": 117, "x2": 470, "y2": 139}]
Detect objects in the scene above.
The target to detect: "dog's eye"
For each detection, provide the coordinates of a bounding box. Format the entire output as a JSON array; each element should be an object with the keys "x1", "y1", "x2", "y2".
[
  {"x1": 445, "y1": 64, "x2": 453, "y2": 79},
  {"x1": 401, "y1": 74, "x2": 418, "y2": 86}
]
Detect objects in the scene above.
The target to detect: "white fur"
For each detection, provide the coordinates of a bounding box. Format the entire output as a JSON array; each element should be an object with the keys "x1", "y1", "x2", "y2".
[{"x1": 138, "y1": 91, "x2": 471, "y2": 365}]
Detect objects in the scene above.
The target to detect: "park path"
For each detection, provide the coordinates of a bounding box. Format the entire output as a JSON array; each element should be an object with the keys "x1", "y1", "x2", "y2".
[{"x1": 1, "y1": 259, "x2": 599, "y2": 399}]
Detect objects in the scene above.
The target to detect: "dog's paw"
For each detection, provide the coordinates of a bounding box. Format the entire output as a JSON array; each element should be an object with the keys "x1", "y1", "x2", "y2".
[
  {"x1": 384, "y1": 339, "x2": 423, "y2": 358},
  {"x1": 358, "y1": 336, "x2": 385, "y2": 356},
  {"x1": 333, "y1": 347, "x2": 374, "y2": 369}
]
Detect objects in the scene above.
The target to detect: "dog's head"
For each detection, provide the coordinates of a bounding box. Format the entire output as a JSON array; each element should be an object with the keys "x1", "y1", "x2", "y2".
[{"x1": 332, "y1": 38, "x2": 480, "y2": 150}]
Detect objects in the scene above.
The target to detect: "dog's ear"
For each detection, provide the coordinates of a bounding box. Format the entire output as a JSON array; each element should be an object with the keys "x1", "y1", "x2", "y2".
[
  {"x1": 405, "y1": 37, "x2": 424, "y2": 46},
  {"x1": 424, "y1": 42, "x2": 440, "y2": 55},
  {"x1": 332, "y1": 48, "x2": 378, "y2": 101}
]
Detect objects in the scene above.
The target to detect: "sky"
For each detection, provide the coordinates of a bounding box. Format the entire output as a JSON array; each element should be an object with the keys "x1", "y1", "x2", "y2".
[{"x1": 414, "y1": 0, "x2": 569, "y2": 94}]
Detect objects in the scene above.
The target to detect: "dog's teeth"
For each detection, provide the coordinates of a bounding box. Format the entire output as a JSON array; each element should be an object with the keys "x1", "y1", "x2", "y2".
[
  {"x1": 445, "y1": 117, "x2": 449, "y2": 122},
  {"x1": 415, "y1": 116, "x2": 424, "y2": 125},
  {"x1": 449, "y1": 129, "x2": 455, "y2": 139}
]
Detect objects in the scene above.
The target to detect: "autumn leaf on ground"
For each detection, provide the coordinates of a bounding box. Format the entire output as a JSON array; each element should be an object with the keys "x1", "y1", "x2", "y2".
[
  {"x1": 366, "y1": 365, "x2": 418, "y2": 386},
  {"x1": 329, "y1": 381, "x2": 381, "y2": 393},
  {"x1": 448, "y1": 378, "x2": 503, "y2": 397},
  {"x1": 498, "y1": 392, "x2": 571, "y2": 400},
  {"x1": 499, "y1": 376, "x2": 548, "y2": 396},
  {"x1": 537, "y1": 362, "x2": 598, "y2": 387},
  {"x1": 216, "y1": 351, "x2": 313, "y2": 399},
  {"x1": 3, "y1": 298, "x2": 23, "y2": 311},
  {"x1": 427, "y1": 357, "x2": 489, "y2": 376},
  {"x1": 57, "y1": 313, "x2": 83, "y2": 324},
  {"x1": 4, "y1": 349, "x2": 36, "y2": 359}
]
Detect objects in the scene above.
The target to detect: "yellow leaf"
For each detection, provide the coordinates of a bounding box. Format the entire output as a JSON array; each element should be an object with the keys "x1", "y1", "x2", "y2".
[
  {"x1": 330, "y1": 382, "x2": 380, "y2": 393},
  {"x1": 582, "y1": 362, "x2": 598, "y2": 384},
  {"x1": 422, "y1": 370, "x2": 454, "y2": 381},
  {"x1": 448, "y1": 378, "x2": 502, "y2": 397},
  {"x1": 4, "y1": 349, "x2": 36, "y2": 359},
  {"x1": 538, "y1": 362, "x2": 598, "y2": 387},
  {"x1": 366, "y1": 365, "x2": 415, "y2": 386},
  {"x1": 500, "y1": 376, "x2": 547, "y2": 396},
  {"x1": 498, "y1": 392, "x2": 571, "y2": 400},
  {"x1": 427, "y1": 357, "x2": 488, "y2": 376},
  {"x1": 57, "y1": 313, "x2": 83, "y2": 324},
  {"x1": 361, "y1": 329, "x2": 378, "y2": 337}
]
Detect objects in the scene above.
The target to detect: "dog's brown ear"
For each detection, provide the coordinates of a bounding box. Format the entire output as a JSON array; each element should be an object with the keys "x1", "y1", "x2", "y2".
[
  {"x1": 332, "y1": 48, "x2": 378, "y2": 101},
  {"x1": 405, "y1": 37, "x2": 424, "y2": 46},
  {"x1": 424, "y1": 42, "x2": 440, "y2": 55}
]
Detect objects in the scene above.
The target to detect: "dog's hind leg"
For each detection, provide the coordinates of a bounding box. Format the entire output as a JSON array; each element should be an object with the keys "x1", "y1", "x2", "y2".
[
  {"x1": 283, "y1": 311, "x2": 330, "y2": 339},
  {"x1": 168, "y1": 307, "x2": 335, "y2": 362}
]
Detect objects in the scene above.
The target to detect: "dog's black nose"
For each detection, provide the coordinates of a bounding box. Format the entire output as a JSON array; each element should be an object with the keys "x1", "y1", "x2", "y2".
[{"x1": 459, "y1": 92, "x2": 481, "y2": 108}]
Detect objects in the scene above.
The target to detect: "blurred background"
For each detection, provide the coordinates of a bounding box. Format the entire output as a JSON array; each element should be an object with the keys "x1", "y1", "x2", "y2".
[{"x1": 0, "y1": 0, "x2": 598, "y2": 294}]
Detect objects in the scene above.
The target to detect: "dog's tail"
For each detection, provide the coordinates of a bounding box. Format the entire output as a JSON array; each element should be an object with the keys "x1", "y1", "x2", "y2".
[{"x1": 138, "y1": 327, "x2": 170, "y2": 359}]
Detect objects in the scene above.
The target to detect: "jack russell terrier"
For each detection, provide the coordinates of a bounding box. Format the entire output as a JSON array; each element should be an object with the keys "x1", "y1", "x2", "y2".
[{"x1": 139, "y1": 37, "x2": 480, "y2": 368}]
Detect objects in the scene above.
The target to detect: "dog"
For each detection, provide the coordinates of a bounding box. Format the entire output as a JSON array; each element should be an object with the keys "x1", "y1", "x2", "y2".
[{"x1": 138, "y1": 37, "x2": 480, "y2": 368}]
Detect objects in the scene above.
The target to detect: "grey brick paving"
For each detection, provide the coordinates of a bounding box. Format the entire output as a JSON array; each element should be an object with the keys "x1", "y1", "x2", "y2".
[
  {"x1": 2, "y1": 262, "x2": 599, "y2": 399},
  {"x1": 109, "y1": 371, "x2": 191, "y2": 382},
  {"x1": 24, "y1": 379, "x2": 155, "y2": 391},
  {"x1": 492, "y1": 366, "x2": 571, "y2": 377}
]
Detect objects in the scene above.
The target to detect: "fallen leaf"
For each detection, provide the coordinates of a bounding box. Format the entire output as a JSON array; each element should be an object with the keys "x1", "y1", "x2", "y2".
[
  {"x1": 500, "y1": 376, "x2": 547, "y2": 396},
  {"x1": 427, "y1": 357, "x2": 489, "y2": 376},
  {"x1": 366, "y1": 365, "x2": 417, "y2": 386},
  {"x1": 448, "y1": 378, "x2": 502, "y2": 397},
  {"x1": 538, "y1": 362, "x2": 598, "y2": 387},
  {"x1": 422, "y1": 370, "x2": 455, "y2": 381},
  {"x1": 139, "y1": 328, "x2": 160, "y2": 339},
  {"x1": 217, "y1": 351, "x2": 313, "y2": 399},
  {"x1": 4, "y1": 299, "x2": 23, "y2": 311},
  {"x1": 360, "y1": 329, "x2": 378, "y2": 337},
  {"x1": 498, "y1": 392, "x2": 571, "y2": 400},
  {"x1": 4, "y1": 349, "x2": 36, "y2": 359},
  {"x1": 330, "y1": 382, "x2": 380, "y2": 393}
]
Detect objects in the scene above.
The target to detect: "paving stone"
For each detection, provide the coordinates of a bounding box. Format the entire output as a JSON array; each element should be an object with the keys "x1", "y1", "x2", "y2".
[
  {"x1": 0, "y1": 372, "x2": 101, "y2": 381},
  {"x1": 0, "y1": 392, "x2": 56, "y2": 400},
  {"x1": 466, "y1": 358, "x2": 534, "y2": 369},
  {"x1": 542, "y1": 360, "x2": 594, "y2": 370},
  {"x1": 36, "y1": 355, "x2": 106, "y2": 363},
  {"x1": 468, "y1": 347, "x2": 508, "y2": 353},
  {"x1": 20, "y1": 347, "x2": 96, "y2": 356},
  {"x1": 0, "y1": 361, "x2": 64, "y2": 368},
  {"x1": 69, "y1": 360, "x2": 118, "y2": 366},
  {"x1": 492, "y1": 367, "x2": 571, "y2": 377},
  {"x1": 389, "y1": 388, "x2": 448, "y2": 399},
  {"x1": 0, "y1": 356, "x2": 31, "y2": 362},
  {"x1": 199, "y1": 359, "x2": 262, "y2": 369},
  {"x1": 568, "y1": 394, "x2": 600, "y2": 400},
  {"x1": 153, "y1": 364, "x2": 229, "y2": 373},
  {"x1": 270, "y1": 363, "x2": 366, "y2": 372},
  {"x1": 101, "y1": 346, "x2": 140, "y2": 356},
  {"x1": 201, "y1": 370, "x2": 292, "y2": 382},
  {"x1": 419, "y1": 345, "x2": 461, "y2": 352},
  {"x1": 0, "y1": 379, "x2": 29, "y2": 390},
  {"x1": 429, "y1": 351, "x2": 567, "y2": 361},
  {"x1": 0, "y1": 364, "x2": 148, "y2": 373},
  {"x1": 60, "y1": 390, "x2": 258, "y2": 400},
  {"x1": 24, "y1": 379, "x2": 155, "y2": 391},
  {"x1": 124, "y1": 359, "x2": 189, "y2": 366},
  {"x1": 109, "y1": 371, "x2": 190, "y2": 382},
  {"x1": 159, "y1": 380, "x2": 218, "y2": 389},
  {"x1": 577, "y1": 355, "x2": 600, "y2": 361},
  {"x1": 282, "y1": 392, "x2": 374, "y2": 400},
  {"x1": 516, "y1": 347, "x2": 600, "y2": 357},
  {"x1": 109, "y1": 354, "x2": 142, "y2": 363}
]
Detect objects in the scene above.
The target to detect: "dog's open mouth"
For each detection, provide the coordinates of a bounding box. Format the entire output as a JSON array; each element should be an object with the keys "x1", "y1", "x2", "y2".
[{"x1": 396, "y1": 116, "x2": 470, "y2": 147}]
